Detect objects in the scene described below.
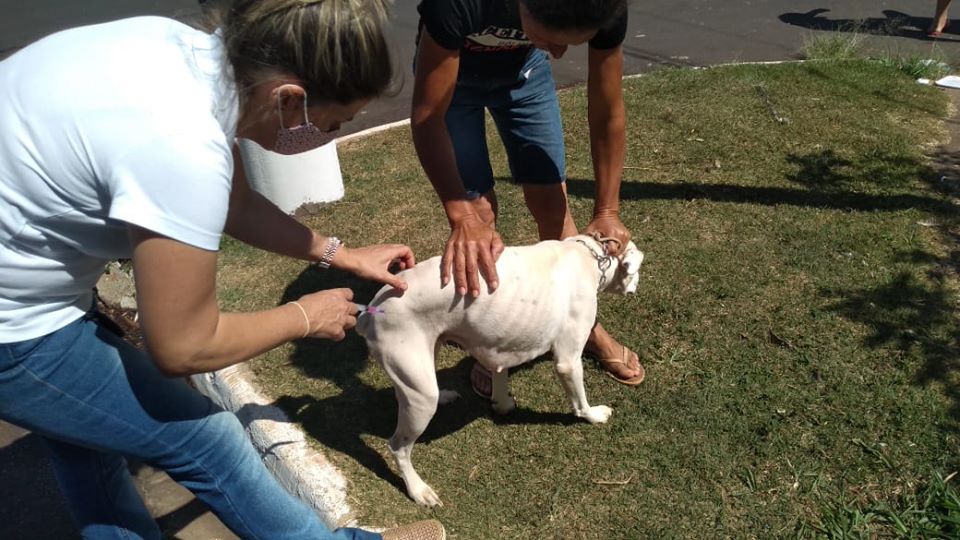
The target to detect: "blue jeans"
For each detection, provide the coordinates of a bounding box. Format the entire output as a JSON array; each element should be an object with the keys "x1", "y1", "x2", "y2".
[
  {"x1": 446, "y1": 50, "x2": 566, "y2": 197},
  {"x1": 0, "y1": 312, "x2": 380, "y2": 540}
]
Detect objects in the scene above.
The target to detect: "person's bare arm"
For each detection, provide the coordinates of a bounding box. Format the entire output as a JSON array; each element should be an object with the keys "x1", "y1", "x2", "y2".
[
  {"x1": 583, "y1": 44, "x2": 631, "y2": 253},
  {"x1": 411, "y1": 30, "x2": 502, "y2": 296},
  {"x1": 224, "y1": 145, "x2": 414, "y2": 289},
  {"x1": 129, "y1": 226, "x2": 357, "y2": 376}
]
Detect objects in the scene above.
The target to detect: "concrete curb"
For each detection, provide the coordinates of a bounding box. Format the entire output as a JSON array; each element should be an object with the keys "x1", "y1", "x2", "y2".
[{"x1": 189, "y1": 365, "x2": 358, "y2": 529}]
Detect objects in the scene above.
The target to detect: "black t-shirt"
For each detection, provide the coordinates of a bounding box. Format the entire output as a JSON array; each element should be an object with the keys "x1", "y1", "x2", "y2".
[{"x1": 417, "y1": 0, "x2": 628, "y2": 83}]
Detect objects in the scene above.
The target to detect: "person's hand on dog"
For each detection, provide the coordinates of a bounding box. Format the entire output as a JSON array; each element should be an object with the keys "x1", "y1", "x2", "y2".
[
  {"x1": 444, "y1": 214, "x2": 504, "y2": 297},
  {"x1": 584, "y1": 214, "x2": 632, "y2": 257},
  {"x1": 334, "y1": 244, "x2": 416, "y2": 290},
  {"x1": 296, "y1": 288, "x2": 356, "y2": 341}
]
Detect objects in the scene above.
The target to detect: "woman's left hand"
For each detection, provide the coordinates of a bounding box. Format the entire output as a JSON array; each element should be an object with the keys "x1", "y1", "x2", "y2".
[
  {"x1": 333, "y1": 244, "x2": 416, "y2": 290},
  {"x1": 583, "y1": 214, "x2": 631, "y2": 257}
]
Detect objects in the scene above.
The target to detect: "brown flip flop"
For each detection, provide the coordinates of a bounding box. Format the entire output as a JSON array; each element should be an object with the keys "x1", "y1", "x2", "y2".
[
  {"x1": 592, "y1": 344, "x2": 645, "y2": 386},
  {"x1": 470, "y1": 362, "x2": 493, "y2": 400}
]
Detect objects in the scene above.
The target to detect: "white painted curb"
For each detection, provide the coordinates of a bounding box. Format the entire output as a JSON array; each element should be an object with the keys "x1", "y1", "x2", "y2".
[{"x1": 190, "y1": 365, "x2": 358, "y2": 529}]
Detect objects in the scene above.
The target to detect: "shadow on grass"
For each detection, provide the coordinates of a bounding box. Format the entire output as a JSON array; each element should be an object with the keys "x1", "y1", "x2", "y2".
[
  {"x1": 809, "y1": 144, "x2": 960, "y2": 432},
  {"x1": 822, "y1": 269, "x2": 960, "y2": 420},
  {"x1": 248, "y1": 267, "x2": 576, "y2": 495},
  {"x1": 778, "y1": 8, "x2": 959, "y2": 42},
  {"x1": 566, "y1": 150, "x2": 952, "y2": 215},
  {"x1": 568, "y1": 144, "x2": 959, "y2": 430}
]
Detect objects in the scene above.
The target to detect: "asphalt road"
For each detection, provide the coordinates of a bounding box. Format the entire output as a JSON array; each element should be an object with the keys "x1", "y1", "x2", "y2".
[
  {"x1": 2, "y1": 1, "x2": 957, "y2": 135},
  {"x1": 2, "y1": 1, "x2": 958, "y2": 539}
]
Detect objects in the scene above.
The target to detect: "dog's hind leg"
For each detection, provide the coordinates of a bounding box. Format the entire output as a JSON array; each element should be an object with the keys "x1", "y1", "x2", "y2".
[
  {"x1": 382, "y1": 343, "x2": 444, "y2": 507},
  {"x1": 436, "y1": 341, "x2": 462, "y2": 406},
  {"x1": 553, "y1": 341, "x2": 612, "y2": 424}
]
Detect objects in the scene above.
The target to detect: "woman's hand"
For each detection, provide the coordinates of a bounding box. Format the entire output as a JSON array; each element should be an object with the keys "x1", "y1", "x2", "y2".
[
  {"x1": 294, "y1": 288, "x2": 357, "y2": 341},
  {"x1": 332, "y1": 244, "x2": 416, "y2": 290},
  {"x1": 583, "y1": 214, "x2": 631, "y2": 256},
  {"x1": 444, "y1": 215, "x2": 504, "y2": 298}
]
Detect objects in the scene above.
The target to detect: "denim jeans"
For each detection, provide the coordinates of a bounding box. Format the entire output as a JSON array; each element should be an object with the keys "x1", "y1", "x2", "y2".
[
  {"x1": 445, "y1": 49, "x2": 566, "y2": 197},
  {"x1": 0, "y1": 313, "x2": 380, "y2": 540}
]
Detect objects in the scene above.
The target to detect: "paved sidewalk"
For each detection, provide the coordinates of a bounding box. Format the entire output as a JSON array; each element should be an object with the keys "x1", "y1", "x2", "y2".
[{"x1": 3, "y1": 1, "x2": 960, "y2": 539}]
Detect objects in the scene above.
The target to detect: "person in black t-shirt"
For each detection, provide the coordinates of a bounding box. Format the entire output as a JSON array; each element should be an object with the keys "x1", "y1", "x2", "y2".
[{"x1": 412, "y1": 0, "x2": 645, "y2": 395}]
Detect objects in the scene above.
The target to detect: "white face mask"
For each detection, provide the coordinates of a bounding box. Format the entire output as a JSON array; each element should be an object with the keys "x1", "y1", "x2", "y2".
[{"x1": 273, "y1": 91, "x2": 337, "y2": 155}]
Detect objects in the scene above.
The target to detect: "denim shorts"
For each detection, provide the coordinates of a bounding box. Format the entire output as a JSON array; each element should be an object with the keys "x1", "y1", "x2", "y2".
[{"x1": 446, "y1": 50, "x2": 566, "y2": 197}]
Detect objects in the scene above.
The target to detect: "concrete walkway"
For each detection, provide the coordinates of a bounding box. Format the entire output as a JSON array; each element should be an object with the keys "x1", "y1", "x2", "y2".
[{"x1": 2, "y1": 1, "x2": 960, "y2": 539}]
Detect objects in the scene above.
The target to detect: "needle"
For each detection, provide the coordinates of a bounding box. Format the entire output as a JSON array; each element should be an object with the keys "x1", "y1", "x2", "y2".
[{"x1": 355, "y1": 303, "x2": 385, "y2": 315}]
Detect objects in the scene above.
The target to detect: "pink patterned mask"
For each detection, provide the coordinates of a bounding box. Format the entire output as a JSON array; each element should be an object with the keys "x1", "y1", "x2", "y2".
[{"x1": 274, "y1": 92, "x2": 338, "y2": 155}]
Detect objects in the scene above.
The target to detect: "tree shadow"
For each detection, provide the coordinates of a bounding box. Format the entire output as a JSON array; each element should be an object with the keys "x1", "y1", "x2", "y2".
[
  {"x1": 778, "y1": 8, "x2": 960, "y2": 42},
  {"x1": 252, "y1": 266, "x2": 577, "y2": 496},
  {"x1": 568, "y1": 141, "x2": 960, "y2": 433},
  {"x1": 820, "y1": 267, "x2": 960, "y2": 427},
  {"x1": 566, "y1": 159, "x2": 952, "y2": 216}
]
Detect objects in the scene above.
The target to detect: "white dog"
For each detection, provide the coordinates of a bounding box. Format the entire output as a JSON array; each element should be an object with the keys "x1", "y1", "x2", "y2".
[{"x1": 355, "y1": 234, "x2": 644, "y2": 506}]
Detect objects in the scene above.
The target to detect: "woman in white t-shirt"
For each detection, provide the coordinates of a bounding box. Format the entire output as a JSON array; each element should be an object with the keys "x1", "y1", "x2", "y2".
[{"x1": 0, "y1": 1, "x2": 444, "y2": 539}]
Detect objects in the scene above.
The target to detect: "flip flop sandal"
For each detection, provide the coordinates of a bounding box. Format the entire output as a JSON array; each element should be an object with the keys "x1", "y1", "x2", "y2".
[
  {"x1": 928, "y1": 19, "x2": 950, "y2": 37},
  {"x1": 470, "y1": 362, "x2": 514, "y2": 401},
  {"x1": 470, "y1": 362, "x2": 493, "y2": 400},
  {"x1": 590, "y1": 345, "x2": 645, "y2": 386}
]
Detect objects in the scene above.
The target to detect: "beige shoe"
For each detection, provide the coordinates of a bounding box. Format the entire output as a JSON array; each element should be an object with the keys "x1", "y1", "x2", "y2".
[{"x1": 381, "y1": 519, "x2": 446, "y2": 540}]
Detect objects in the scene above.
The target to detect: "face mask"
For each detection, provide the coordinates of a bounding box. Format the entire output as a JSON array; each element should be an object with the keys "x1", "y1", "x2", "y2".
[{"x1": 273, "y1": 91, "x2": 337, "y2": 155}]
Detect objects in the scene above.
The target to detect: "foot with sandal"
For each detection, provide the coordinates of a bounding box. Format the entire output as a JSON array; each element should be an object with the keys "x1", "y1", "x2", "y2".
[
  {"x1": 470, "y1": 322, "x2": 645, "y2": 400},
  {"x1": 927, "y1": 0, "x2": 953, "y2": 37}
]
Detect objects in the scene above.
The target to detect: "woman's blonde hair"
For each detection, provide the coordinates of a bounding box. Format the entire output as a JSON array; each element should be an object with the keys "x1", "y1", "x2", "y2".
[{"x1": 204, "y1": 0, "x2": 396, "y2": 104}]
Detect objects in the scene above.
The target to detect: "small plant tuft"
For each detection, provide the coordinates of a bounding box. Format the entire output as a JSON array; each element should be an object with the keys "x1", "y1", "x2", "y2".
[
  {"x1": 801, "y1": 30, "x2": 865, "y2": 61},
  {"x1": 875, "y1": 53, "x2": 952, "y2": 80},
  {"x1": 807, "y1": 472, "x2": 960, "y2": 538}
]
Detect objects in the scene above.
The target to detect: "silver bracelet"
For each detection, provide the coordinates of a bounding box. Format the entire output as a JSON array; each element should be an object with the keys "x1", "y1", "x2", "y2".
[{"x1": 315, "y1": 236, "x2": 342, "y2": 269}]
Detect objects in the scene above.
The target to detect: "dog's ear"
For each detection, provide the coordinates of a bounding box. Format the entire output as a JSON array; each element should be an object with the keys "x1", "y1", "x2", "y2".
[
  {"x1": 612, "y1": 241, "x2": 644, "y2": 294},
  {"x1": 622, "y1": 243, "x2": 644, "y2": 275}
]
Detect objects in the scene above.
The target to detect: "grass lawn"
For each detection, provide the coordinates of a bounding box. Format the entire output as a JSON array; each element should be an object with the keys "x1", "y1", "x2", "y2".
[{"x1": 217, "y1": 59, "x2": 960, "y2": 538}]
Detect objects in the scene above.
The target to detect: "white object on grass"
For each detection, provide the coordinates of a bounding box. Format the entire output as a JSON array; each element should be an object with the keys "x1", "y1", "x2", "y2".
[
  {"x1": 236, "y1": 138, "x2": 344, "y2": 214},
  {"x1": 934, "y1": 75, "x2": 960, "y2": 89}
]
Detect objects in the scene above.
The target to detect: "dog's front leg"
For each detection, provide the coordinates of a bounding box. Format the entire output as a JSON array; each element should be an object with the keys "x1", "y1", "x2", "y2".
[
  {"x1": 490, "y1": 367, "x2": 516, "y2": 415},
  {"x1": 554, "y1": 355, "x2": 612, "y2": 424}
]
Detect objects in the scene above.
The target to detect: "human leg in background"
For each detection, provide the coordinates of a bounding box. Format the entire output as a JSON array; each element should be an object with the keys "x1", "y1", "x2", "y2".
[
  {"x1": 445, "y1": 80, "x2": 507, "y2": 400},
  {"x1": 521, "y1": 183, "x2": 644, "y2": 386},
  {"x1": 491, "y1": 55, "x2": 644, "y2": 386},
  {"x1": 928, "y1": 0, "x2": 953, "y2": 35}
]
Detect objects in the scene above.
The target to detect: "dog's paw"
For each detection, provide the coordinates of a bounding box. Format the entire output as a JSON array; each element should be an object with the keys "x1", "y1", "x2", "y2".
[
  {"x1": 409, "y1": 483, "x2": 443, "y2": 508},
  {"x1": 580, "y1": 405, "x2": 612, "y2": 424},
  {"x1": 438, "y1": 389, "x2": 461, "y2": 405},
  {"x1": 491, "y1": 395, "x2": 517, "y2": 415}
]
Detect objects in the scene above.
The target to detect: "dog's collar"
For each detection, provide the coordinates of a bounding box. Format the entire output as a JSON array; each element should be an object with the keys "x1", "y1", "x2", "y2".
[{"x1": 572, "y1": 233, "x2": 618, "y2": 292}]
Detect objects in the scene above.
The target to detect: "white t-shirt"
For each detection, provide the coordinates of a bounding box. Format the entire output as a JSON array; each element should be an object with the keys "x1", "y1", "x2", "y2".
[{"x1": 0, "y1": 17, "x2": 239, "y2": 343}]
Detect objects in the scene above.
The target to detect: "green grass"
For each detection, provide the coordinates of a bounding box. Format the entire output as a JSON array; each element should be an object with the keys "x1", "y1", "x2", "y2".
[
  {"x1": 802, "y1": 30, "x2": 866, "y2": 61},
  {"x1": 216, "y1": 59, "x2": 960, "y2": 538},
  {"x1": 802, "y1": 29, "x2": 953, "y2": 80}
]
